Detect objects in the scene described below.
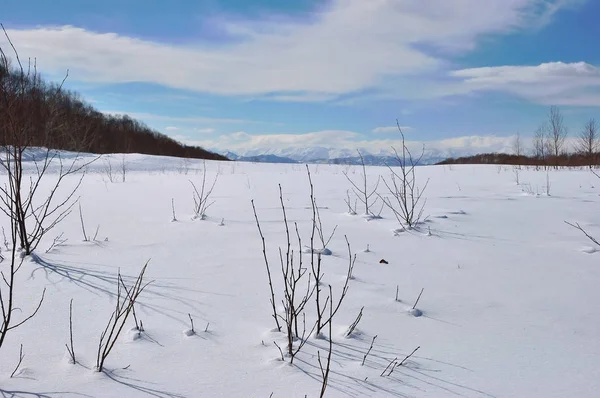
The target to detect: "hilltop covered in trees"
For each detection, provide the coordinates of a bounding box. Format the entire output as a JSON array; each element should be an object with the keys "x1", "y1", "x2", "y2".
[
  {"x1": 439, "y1": 106, "x2": 599, "y2": 168},
  {"x1": 0, "y1": 59, "x2": 227, "y2": 161}
]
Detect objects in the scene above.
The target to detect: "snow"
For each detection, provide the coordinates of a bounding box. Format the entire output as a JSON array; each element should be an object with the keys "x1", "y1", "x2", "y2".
[{"x1": 1, "y1": 155, "x2": 600, "y2": 397}]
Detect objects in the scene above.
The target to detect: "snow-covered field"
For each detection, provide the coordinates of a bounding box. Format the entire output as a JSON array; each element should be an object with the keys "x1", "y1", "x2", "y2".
[{"x1": 1, "y1": 153, "x2": 599, "y2": 397}]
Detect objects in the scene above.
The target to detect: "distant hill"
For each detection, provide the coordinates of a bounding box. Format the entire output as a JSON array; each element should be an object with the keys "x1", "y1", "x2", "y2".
[
  {"x1": 239, "y1": 154, "x2": 298, "y2": 163},
  {"x1": 215, "y1": 149, "x2": 446, "y2": 166},
  {"x1": 437, "y1": 152, "x2": 600, "y2": 167},
  {"x1": 0, "y1": 63, "x2": 227, "y2": 161}
]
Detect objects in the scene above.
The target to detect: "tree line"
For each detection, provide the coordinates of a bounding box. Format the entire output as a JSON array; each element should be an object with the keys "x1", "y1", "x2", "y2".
[
  {"x1": 0, "y1": 57, "x2": 227, "y2": 161},
  {"x1": 439, "y1": 106, "x2": 599, "y2": 167}
]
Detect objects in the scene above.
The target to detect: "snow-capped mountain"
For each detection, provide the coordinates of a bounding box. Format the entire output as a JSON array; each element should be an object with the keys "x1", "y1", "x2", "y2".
[{"x1": 212, "y1": 146, "x2": 505, "y2": 165}]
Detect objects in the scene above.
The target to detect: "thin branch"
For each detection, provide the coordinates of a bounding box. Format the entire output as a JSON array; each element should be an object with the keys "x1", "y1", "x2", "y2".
[{"x1": 10, "y1": 344, "x2": 24, "y2": 377}]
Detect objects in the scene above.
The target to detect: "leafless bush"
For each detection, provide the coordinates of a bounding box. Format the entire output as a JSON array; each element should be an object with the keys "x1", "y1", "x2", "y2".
[
  {"x1": 314, "y1": 236, "x2": 356, "y2": 337},
  {"x1": 253, "y1": 168, "x2": 356, "y2": 365},
  {"x1": 103, "y1": 156, "x2": 115, "y2": 183},
  {"x1": 307, "y1": 166, "x2": 337, "y2": 255},
  {"x1": 277, "y1": 186, "x2": 316, "y2": 363},
  {"x1": 96, "y1": 261, "x2": 151, "y2": 372},
  {"x1": 344, "y1": 189, "x2": 357, "y2": 215},
  {"x1": 379, "y1": 121, "x2": 429, "y2": 230},
  {"x1": 190, "y1": 160, "x2": 218, "y2": 220},
  {"x1": 343, "y1": 150, "x2": 381, "y2": 217},
  {"x1": 512, "y1": 166, "x2": 521, "y2": 185}
]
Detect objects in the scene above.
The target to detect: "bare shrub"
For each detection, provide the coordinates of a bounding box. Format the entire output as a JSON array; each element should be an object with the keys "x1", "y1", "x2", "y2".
[
  {"x1": 253, "y1": 167, "x2": 356, "y2": 365},
  {"x1": 379, "y1": 121, "x2": 429, "y2": 230},
  {"x1": 103, "y1": 156, "x2": 115, "y2": 183},
  {"x1": 343, "y1": 150, "x2": 381, "y2": 217},
  {"x1": 96, "y1": 261, "x2": 151, "y2": 372},
  {"x1": 343, "y1": 189, "x2": 358, "y2": 215},
  {"x1": 190, "y1": 160, "x2": 218, "y2": 220}
]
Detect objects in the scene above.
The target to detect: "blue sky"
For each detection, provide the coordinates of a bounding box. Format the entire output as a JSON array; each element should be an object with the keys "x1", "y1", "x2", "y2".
[{"x1": 3, "y1": 0, "x2": 600, "y2": 156}]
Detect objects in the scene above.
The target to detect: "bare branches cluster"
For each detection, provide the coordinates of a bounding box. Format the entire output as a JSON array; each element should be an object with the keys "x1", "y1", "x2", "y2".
[
  {"x1": 190, "y1": 160, "x2": 219, "y2": 220},
  {"x1": 379, "y1": 122, "x2": 429, "y2": 229},
  {"x1": 252, "y1": 166, "x2": 356, "y2": 370},
  {"x1": 96, "y1": 261, "x2": 151, "y2": 372},
  {"x1": 343, "y1": 151, "x2": 381, "y2": 217}
]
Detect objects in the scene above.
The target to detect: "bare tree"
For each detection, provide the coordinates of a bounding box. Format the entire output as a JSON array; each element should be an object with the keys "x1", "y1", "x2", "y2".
[
  {"x1": 547, "y1": 106, "x2": 568, "y2": 166},
  {"x1": 512, "y1": 133, "x2": 522, "y2": 185},
  {"x1": 0, "y1": 26, "x2": 96, "y2": 255},
  {"x1": 512, "y1": 133, "x2": 523, "y2": 157},
  {"x1": 342, "y1": 150, "x2": 381, "y2": 217},
  {"x1": 575, "y1": 118, "x2": 599, "y2": 169},
  {"x1": 379, "y1": 121, "x2": 429, "y2": 230},
  {"x1": 532, "y1": 123, "x2": 550, "y2": 170}
]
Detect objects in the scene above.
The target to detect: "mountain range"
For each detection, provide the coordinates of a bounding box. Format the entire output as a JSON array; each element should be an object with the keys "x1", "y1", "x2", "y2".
[{"x1": 215, "y1": 147, "x2": 473, "y2": 166}]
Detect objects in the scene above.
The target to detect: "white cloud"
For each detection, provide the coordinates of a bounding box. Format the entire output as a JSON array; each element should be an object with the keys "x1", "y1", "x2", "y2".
[
  {"x1": 372, "y1": 126, "x2": 413, "y2": 134},
  {"x1": 165, "y1": 126, "x2": 179, "y2": 131},
  {"x1": 448, "y1": 62, "x2": 600, "y2": 106},
  {"x1": 195, "y1": 128, "x2": 216, "y2": 134},
  {"x1": 1, "y1": 0, "x2": 581, "y2": 102}
]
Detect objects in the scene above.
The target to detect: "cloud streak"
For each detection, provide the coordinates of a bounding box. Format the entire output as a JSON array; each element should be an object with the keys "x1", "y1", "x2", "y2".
[
  {"x1": 449, "y1": 62, "x2": 600, "y2": 106},
  {"x1": 1, "y1": 0, "x2": 583, "y2": 102}
]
